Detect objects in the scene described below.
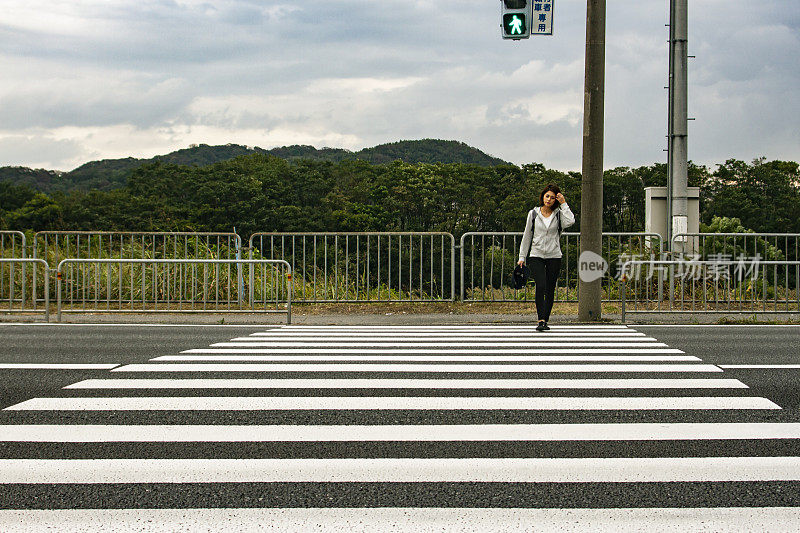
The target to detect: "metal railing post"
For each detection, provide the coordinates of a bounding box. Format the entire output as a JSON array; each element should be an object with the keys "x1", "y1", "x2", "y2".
[
  {"x1": 450, "y1": 235, "x2": 456, "y2": 301},
  {"x1": 459, "y1": 237, "x2": 466, "y2": 301},
  {"x1": 234, "y1": 231, "x2": 244, "y2": 305},
  {"x1": 56, "y1": 266, "x2": 62, "y2": 323},
  {"x1": 657, "y1": 239, "x2": 664, "y2": 309},
  {"x1": 44, "y1": 266, "x2": 50, "y2": 322},
  {"x1": 286, "y1": 263, "x2": 292, "y2": 325},
  {"x1": 248, "y1": 236, "x2": 256, "y2": 306}
]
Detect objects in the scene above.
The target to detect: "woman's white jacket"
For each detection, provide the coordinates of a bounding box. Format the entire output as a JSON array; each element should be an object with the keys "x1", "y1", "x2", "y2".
[{"x1": 518, "y1": 204, "x2": 576, "y2": 261}]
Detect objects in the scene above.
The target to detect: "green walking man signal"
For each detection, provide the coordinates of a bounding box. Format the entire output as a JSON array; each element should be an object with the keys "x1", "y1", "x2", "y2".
[
  {"x1": 501, "y1": 0, "x2": 531, "y2": 40},
  {"x1": 505, "y1": 15, "x2": 525, "y2": 35}
]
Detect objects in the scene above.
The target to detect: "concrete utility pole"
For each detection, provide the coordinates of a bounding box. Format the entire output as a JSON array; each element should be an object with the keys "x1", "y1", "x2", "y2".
[
  {"x1": 578, "y1": 0, "x2": 605, "y2": 321},
  {"x1": 667, "y1": 0, "x2": 689, "y2": 252}
]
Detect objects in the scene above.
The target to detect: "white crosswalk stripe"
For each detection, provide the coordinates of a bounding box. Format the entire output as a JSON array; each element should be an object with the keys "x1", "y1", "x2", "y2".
[
  {"x1": 5, "y1": 395, "x2": 780, "y2": 411},
  {"x1": 5, "y1": 422, "x2": 800, "y2": 442},
  {"x1": 63, "y1": 377, "x2": 750, "y2": 389},
  {"x1": 110, "y1": 362, "x2": 723, "y2": 372},
  {"x1": 1, "y1": 324, "x2": 798, "y2": 514},
  {"x1": 179, "y1": 346, "x2": 683, "y2": 352},
  {"x1": 156, "y1": 354, "x2": 696, "y2": 361},
  {"x1": 5, "y1": 456, "x2": 800, "y2": 484},
  {"x1": 232, "y1": 333, "x2": 655, "y2": 339},
  {"x1": 205, "y1": 341, "x2": 671, "y2": 347}
]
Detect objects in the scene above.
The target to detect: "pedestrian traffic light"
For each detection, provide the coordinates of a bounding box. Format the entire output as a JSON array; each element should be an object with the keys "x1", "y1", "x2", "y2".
[{"x1": 501, "y1": 0, "x2": 531, "y2": 40}]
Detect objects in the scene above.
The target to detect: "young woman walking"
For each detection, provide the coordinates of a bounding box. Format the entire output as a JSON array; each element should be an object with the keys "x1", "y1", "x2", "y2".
[{"x1": 517, "y1": 184, "x2": 576, "y2": 331}]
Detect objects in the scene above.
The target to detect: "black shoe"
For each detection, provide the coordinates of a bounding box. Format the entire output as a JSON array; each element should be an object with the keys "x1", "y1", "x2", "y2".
[
  {"x1": 536, "y1": 321, "x2": 546, "y2": 332},
  {"x1": 542, "y1": 322, "x2": 551, "y2": 331}
]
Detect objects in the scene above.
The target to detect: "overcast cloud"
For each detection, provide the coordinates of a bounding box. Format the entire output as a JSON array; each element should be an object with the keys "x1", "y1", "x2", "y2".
[{"x1": 0, "y1": 0, "x2": 797, "y2": 171}]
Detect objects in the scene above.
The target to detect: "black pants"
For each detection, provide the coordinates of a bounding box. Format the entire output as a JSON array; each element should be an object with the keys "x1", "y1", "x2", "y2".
[{"x1": 528, "y1": 256, "x2": 561, "y2": 322}]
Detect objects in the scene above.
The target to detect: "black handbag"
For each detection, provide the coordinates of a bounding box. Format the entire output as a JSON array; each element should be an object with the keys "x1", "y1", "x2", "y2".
[{"x1": 511, "y1": 264, "x2": 529, "y2": 289}]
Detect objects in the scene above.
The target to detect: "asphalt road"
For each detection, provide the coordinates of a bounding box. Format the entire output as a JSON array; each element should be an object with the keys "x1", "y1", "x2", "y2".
[
  {"x1": 0, "y1": 325, "x2": 278, "y2": 413},
  {"x1": 0, "y1": 323, "x2": 799, "y2": 529},
  {"x1": 638, "y1": 325, "x2": 800, "y2": 411},
  {"x1": 2, "y1": 323, "x2": 798, "y2": 411}
]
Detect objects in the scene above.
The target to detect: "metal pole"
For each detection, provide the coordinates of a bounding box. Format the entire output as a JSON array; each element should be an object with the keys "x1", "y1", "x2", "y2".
[
  {"x1": 668, "y1": 0, "x2": 689, "y2": 253},
  {"x1": 44, "y1": 264, "x2": 50, "y2": 323},
  {"x1": 234, "y1": 230, "x2": 244, "y2": 305},
  {"x1": 286, "y1": 263, "x2": 292, "y2": 325},
  {"x1": 451, "y1": 236, "x2": 456, "y2": 301},
  {"x1": 460, "y1": 239, "x2": 465, "y2": 302},
  {"x1": 578, "y1": 0, "x2": 606, "y2": 321},
  {"x1": 56, "y1": 268, "x2": 62, "y2": 323}
]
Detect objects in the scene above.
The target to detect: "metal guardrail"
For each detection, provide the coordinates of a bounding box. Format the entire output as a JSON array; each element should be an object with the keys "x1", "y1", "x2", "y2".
[
  {"x1": 672, "y1": 233, "x2": 800, "y2": 259},
  {"x1": 620, "y1": 259, "x2": 800, "y2": 321},
  {"x1": 34, "y1": 231, "x2": 246, "y2": 307},
  {"x1": 34, "y1": 231, "x2": 242, "y2": 265},
  {"x1": 0, "y1": 258, "x2": 49, "y2": 321},
  {"x1": 56, "y1": 259, "x2": 291, "y2": 323},
  {"x1": 249, "y1": 232, "x2": 456, "y2": 302},
  {"x1": 7, "y1": 230, "x2": 800, "y2": 318},
  {"x1": 0, "y1": 231, "x2": 26, "y2": 258},
  {"x1": 460, "y1": 232, "x2": 664, "y2": 302},
  {"x1": 1, "y1": 231, "x2": 31, "y2": 315},
  {"x1": 669, "y1": 233, "x2": 800, "y2": 307}
]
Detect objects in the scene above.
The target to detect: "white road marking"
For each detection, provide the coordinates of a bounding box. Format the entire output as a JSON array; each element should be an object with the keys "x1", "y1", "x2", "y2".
[
  {"x1": 1, "y1": 457, "x2": 798, "y2": 483},
  {"x1": 0, "y1": 323, "x2": 275, "y2": 328},
  {"x1": 720, "y1": 365, "x2": 800, "y2": 369},
  {"x1": 2, "y1": 508, "x2": 800, "y2": 533},
  {"x1": 65, "y1": 378, "x2": 749, "y2": 390},
  {"x1": 245, "y1": 333, "x2": 649, "y2": 338},
  {"x1": 280, "y1": 325, "x2": 632, "y2": 328},
  {"x1": 638, "y1": 324, "x2": 800, "y2": 327},
  {"x1": 2, "y1": 508, "x2": 799, "y2": 533},
  {"x1": 181, "y1": 348, "x2": 684, "y2": 354},
  {"x1": 277, "y1": 323, "x2": 636, "y2": 328},
  {"x1": 156, "y1": 355, "x2": 698, "y2": 362},
  {"x1": 3, "y1": 396, "x2": 780, "y2": 411},
  {"x1": 0, "y1": 364, "x2": 119, "y2": 370},
  {"x1": 109, "y1": 363, "x2": 723, "y2": 373},
  {"x1": 209, "y1": 342, "x2": 669, "y2": 348},
  {"x1": 2, "y1": 422, "x2": 796, "y2": 442}
]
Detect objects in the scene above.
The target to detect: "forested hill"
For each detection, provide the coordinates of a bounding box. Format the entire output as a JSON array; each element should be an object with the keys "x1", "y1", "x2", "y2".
[
  {"x1": 0, "y1": 139, "x2": 507, "y2": 194},
  {"x1": 353, "y1": 141, "x2": 507, "y2": 166},
  {"x1": 0, "y1": 166, "x2": 64, "y2": 192},
  {"x1": 2, "y1": 154, "x2": 799, "y2": 236}
]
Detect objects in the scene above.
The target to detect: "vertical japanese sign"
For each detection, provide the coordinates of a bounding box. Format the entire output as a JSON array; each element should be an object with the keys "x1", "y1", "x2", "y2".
[{"x1": 531, "y1": 0, "x2": 554, "y2": 36}]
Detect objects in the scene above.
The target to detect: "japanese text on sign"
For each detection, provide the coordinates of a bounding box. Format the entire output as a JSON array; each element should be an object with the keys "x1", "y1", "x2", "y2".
[{"x1": 532, "y1": 0, "x2": 554, "y2": 35}]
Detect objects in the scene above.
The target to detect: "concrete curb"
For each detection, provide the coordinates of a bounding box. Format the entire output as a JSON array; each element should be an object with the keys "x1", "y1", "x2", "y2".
[{"x1": 2, "y1": 311, "x2": 799, "y2": 326}]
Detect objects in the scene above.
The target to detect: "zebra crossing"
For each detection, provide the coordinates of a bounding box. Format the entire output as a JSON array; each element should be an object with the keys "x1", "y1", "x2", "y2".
[{"x1": 1, "y1": 324, "x2": 800, "y2": 518}]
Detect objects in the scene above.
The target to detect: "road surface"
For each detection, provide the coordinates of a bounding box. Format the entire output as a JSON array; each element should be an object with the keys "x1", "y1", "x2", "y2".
[{"x1": 1, "y1": 323, "x2": 799, "y2": 530}]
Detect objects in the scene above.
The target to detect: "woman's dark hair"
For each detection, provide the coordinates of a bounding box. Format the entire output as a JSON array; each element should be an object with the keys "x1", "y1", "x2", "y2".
[{"x1": 539, "y1": 184, "x2": 561, "y2": 206}]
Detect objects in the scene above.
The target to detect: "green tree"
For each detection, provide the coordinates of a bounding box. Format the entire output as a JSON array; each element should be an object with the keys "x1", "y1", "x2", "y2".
[
  {"x1": 6, "y1": 193, "x2": 63, "y2": 230},
  {"x1": 0, "y1": 182, "x2": 37, "y2": 229},
  {"x1": 702, "y1": 159, "x2": 800, "y2": 233}
]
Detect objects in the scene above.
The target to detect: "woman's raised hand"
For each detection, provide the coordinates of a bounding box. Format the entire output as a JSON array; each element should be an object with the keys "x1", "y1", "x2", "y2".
[{"x1": 556, "y1": 192, "x2": 566, "y2": 204}]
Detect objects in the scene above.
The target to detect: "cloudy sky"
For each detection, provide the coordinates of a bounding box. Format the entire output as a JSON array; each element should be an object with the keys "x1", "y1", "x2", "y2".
[{"x1": 1, "y1": 0, "x2": 798, "y2": 171}]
